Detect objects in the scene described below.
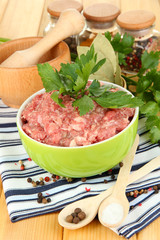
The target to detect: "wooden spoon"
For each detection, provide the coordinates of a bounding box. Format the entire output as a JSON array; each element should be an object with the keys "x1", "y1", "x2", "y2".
[
  {"x1": 0, "y1": 9, "x2": 85, "y2": 68},
  {"x1": 98, "y1": 134, "x2": 139, "y2": 228},
  {"x1": 58, "y1": 136, "x2": 160, "y2": 230}
]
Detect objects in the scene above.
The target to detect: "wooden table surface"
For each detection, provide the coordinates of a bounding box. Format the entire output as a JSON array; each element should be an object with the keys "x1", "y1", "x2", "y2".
[{"x1": 0, "y1": 0, "x2": 160, "y2": 239}]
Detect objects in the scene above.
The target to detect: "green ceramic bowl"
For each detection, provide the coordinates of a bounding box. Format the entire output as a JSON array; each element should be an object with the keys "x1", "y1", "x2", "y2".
[{"x1": 16, "y1": 82, "x2": 139, "y2": 178}]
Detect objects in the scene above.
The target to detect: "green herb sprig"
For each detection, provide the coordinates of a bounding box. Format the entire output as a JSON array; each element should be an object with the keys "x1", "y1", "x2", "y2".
[
  {"x1": 105, "y1": 32, "x2": 134, "y2": 66},
  {"x1": 37, "y1": 45, "x2": 142, "y2": 116},
  {"x1": 123, "y1": 51, "x2": 160, "y2": 143},
  {"x1": 106, "y1": 32, "x2": 160, "y2": 143}
]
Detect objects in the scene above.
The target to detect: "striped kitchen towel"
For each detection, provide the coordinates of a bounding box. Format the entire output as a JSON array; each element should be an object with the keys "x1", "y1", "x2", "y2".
[{"x1": 0, "y1": 99, "x2": 160, "y2": 239}]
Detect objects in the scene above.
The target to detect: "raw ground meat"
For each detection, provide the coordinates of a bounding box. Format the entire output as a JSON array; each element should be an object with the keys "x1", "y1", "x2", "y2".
[{"x1": 21, "y1": 91, "x2": 135, "y2": 147}]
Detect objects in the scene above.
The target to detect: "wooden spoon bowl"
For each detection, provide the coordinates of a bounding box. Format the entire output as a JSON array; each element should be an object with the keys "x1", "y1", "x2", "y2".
[{"x1": 0, "y1": 38, "x2": 70, "y2": 108}]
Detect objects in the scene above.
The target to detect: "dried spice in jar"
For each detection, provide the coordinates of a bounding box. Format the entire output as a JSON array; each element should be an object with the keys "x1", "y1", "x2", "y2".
[
  {"x1": 78, "y1": 3, "x2": 120, "y2": 47},
  {"x1": 43, "y1": 0, "x2": 83, "y2": 54},
  {"x1": 116, "y1": 10, "x2": 160, "y2": 74}
]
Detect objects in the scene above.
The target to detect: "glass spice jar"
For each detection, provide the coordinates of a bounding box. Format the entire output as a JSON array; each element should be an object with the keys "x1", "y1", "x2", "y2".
[
  {"x1": 78, "y1": 3, "x2": 120, "y2": 47},
  {"x1": 43, "y1": 0, "x2": 83, "y2": 54},
  {"x1": 116, "y1": 10, "x2": 160, "y2": 74}
]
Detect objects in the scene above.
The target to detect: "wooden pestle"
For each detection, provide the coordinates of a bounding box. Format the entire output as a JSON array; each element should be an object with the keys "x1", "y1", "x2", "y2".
[{"x1": 0, "y1": 9, "x2": 85, "y2": 68}]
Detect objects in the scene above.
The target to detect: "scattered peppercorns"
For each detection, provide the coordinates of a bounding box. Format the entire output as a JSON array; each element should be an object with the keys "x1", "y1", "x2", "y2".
[
  {"x1": 37, "y1": 192, "x2": 51, "y2": 204},
  {"x1": 44, "y1": 176, "x2": 50, "y2": 182},
  {"x1": 27, "y1": 177, "x2": 32, "y2": 183},
  {"x1": 66, "y1": 177, "x2": 73, "y2": 183},
  {"x1": 81, "y1": 177, "x2": 86, "y2": 182},
  {"x1": 119, "y1": 162, "x2": 123, "y2": 168},
  {"x1": 19, "y1": 160, "x2": 25, "y2": 171},
  {"x1": 66, "y1": 208, "x2": 86, "y2": 224},
  {"x1": 111, "y1": 174, "x2": 115, "y2": 180},
  {"x1": 126, "y1": 185, "x2": 159, "y2": 201}
]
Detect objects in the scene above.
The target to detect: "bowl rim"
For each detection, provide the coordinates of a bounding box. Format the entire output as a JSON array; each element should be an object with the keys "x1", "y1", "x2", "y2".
[
  {"x1": 0, "y1": 37, "x2": 69, "y2": 70},
  {"x1": 16, "y1": 81, "x2": 139, "y2": 149}
]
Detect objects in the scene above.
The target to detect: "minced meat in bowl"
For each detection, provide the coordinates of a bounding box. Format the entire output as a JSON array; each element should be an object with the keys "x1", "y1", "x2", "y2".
[
  {"x1": 17, "y1": 81, "x2": 139, "y2": 178},
  {"x1": 21, "y1": 91, "x2": 135, "y2": 147}
]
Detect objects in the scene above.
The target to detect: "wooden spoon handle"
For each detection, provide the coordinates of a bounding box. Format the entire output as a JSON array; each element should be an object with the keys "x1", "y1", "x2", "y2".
[
  {"x1": 24, "y1": 9, "x2": 85, "y2": 63},
  {"x1": 98, "y1": 154, "x2": 160, "y2": 202},
  {"x1": 128, "y1": 155, "x2": 160, "y2": 184},
  {"x1": 112, "y1": 134, "x2": 139, "y2": 196}
]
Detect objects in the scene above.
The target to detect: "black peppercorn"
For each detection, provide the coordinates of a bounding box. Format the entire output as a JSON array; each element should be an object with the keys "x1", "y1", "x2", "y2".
[
  {"x1": 74, "y1": 208, "x2": 82, "y2": 214},
  {"x1": 78, "y1": 211, "x2": 86, "y2": 220},
  {"x1": 73, "y1": 216, "x2": 80, "y2": 224},
  {"x1": 27, "y1": 177, "x2": 32, "y2": 183},
  {"x1": 66, "y1": 215, "x2": 73, "y2": 223}
]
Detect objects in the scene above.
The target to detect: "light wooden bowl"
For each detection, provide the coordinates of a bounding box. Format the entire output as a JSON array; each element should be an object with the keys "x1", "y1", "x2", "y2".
[{"x1": 0, "y1": 37, "x2": 71, "y2": 108}]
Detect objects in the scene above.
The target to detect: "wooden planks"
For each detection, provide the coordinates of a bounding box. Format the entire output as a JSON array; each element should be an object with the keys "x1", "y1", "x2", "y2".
[
  {"x1": 0, "y1": 0, "x2": 45, "y2": 39},
  {"x1": 0, "y1": 177, "x2": 2, "y2": 198},
  {"x1": 0, "y1": 191, "x2": 63, "y2": 240},
  {"x1": 63, "y1": 218, "x2": 137, "y2": 240},
  {"x1": 137, "y1": 217, "x2": 160, "y2": 240}
]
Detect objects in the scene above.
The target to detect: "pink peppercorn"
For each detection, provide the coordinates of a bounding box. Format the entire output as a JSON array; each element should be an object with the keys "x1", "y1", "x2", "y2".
[
  {"x1": 44, "y1": 177, "x2": 50, "y2": 182},
  {"x1": 20, "y1": 164, "x2": 25, "y2": 171}
]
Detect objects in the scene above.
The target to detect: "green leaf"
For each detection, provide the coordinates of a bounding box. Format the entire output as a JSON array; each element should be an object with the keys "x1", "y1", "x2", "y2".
[
  {"x1": 94, "y1": 91, "x2": 143, "y2": 108},
  {"x1": 149, "y1": 126, "x2": 160, "y2": 143},
  {"x1": 105, "y1": 32, "x2": 134, "y2": 65},
  {"x1": 118, "y1": 53, "x2": 126, "y2": 65},
  {"x1": 37, "y1": 63, "x2": 63, "y2": 92},
  {"x1": 142, "y1": 91, "x2": 154, "y2": 102},
  {"x1": 145, "y1": 115, "x2": 160, "y2": 143},
  {"x1": 104, "y1": 31, "x2": 112, "y2": 41},
  {"x1": 154, "y1": 91, "x2": 160, "y2": 104},
  {"x1": 88, "y1": 79, "x2": 108, "y2": 97},
  {"x1": 136, "y1": 76, "x2": 152, "y2": 93},
  {"x1": 73, "y1": 76, "x2": 86, "y2": 92},
  {"x1": 121, "y1": 33, "x2": 134, "y2": 49},
  {"x1": 60, "y1": 62, "x2": 78, "y2": 83},
  {"x1": 72, "y1": 95, "x2": 95, "y2": 116},
  {"x1": 141, "y1": 51, "x2": 160, "y2": 70},
  {"x1": 51, "y1": 91, "x2": 65, "y2": 108},
  {"x1": 91, "y1": 58, "x2": 106, "y2": 74},
  {"x1": 148, "y1": 70, "x2": 160, "y2": 91},
  {"x1": 140, "y1": 101, "x2": 159, "y2": 116},
  {"x1": 146, "y1": 115, "x2": 160, "y2": 130}
]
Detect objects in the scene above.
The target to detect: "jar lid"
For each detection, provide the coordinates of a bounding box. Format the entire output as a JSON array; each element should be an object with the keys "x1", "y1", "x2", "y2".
[
  {"x1": 83, "y1": 3, "x2": 120, "y2": 22},
  {"x1": 47, "y1": 0, "x2": 83, "y2": 17},
  {"x1": 116, "y1": 10, "x2": 156, "y2": 30}
]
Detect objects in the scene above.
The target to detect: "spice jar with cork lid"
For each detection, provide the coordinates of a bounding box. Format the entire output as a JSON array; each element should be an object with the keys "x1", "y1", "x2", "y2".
[
  {"x1": 116, "y1": 10, "x2": 160, "y2": 74},
  {"x1": 44, "y1": 0, "x2": 83, "y2": 54},
  {"x1": 78, "y1": 3, "x2": 120, "y2": 47}
]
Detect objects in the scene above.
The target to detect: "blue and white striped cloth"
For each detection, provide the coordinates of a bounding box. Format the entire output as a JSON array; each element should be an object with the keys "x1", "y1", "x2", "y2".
[{"x1": 0, "y1": 99, "x2": 160, "y2": 239}]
